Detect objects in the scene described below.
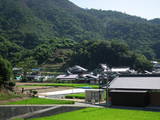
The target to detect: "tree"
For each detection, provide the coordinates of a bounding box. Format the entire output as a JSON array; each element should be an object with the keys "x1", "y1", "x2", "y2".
[
  {"x1": 23, "y1": 33, "x2": 40, "y2": 49},
  {"x1": 131, "y1": 54, "x2": 153, "y2": 72},
  {"x1": 152, "y1": 42, "x2": 160, "y2": 59},
  {"x1": 34, "y1": 44, "x2": 53, "y2": 64},
  {"x1": 0, "y1": 56, "x2": 13, "y2": 89},
  {"x1": 17, "y1": 57, "x2": 37, "y2": 81},
  {"x1": 0, "y1": 36, "x2": 23, "y2": 65}
]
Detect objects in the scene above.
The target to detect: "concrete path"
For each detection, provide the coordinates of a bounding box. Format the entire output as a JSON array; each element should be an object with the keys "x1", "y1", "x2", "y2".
[
  {"x1": 1, "y1": 103, "x2": 104, "y2": 108},
  {"x1": 38, "y1": 88, "x2": 87, "y2": 97}
]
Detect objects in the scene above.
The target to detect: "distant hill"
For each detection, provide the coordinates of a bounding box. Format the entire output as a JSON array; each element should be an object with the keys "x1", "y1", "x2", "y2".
[
  {"x1": 149, "y1": 18, "x2": 160, "y2": 24},
  {"x1": 0, "y1": 0, "x2": 160, "y2": 62}
]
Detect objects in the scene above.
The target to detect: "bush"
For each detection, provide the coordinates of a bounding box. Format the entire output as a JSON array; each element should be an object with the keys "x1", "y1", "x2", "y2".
[
  {"x1": 54, "y1": 57, "x2": 64, "y2": 63},
  {"x1": 65, "y1": 93, "x2": 85, "y2": 99},
  {"x1": 29, "y1": 90, "x2": 38, "y2": 97},
  {"x1": 8, "y1": 81, "x2": 15, "y2": 87}
]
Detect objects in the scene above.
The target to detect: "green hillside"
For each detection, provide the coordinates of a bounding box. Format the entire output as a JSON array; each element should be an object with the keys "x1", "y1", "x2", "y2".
[{"x1": 0, "y1": 0, "x2": 160, "y2": 68}]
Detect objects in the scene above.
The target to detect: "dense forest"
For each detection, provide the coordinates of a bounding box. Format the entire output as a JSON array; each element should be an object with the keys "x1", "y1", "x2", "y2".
[
  {"x1": 0, "y1": 0, "x2": 160, "y2": 71},
  {"x1": 67, "y1": 40, "x2": 152, "y2": 72}
]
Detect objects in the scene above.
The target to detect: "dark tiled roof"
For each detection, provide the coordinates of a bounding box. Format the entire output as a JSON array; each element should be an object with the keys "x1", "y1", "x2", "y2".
[
  {"x1": 110, "y1": 90, "x2": 148, "y2": 93},
  {"x1": 109, "y1": 77, "x2": 160, "y2": 90}
]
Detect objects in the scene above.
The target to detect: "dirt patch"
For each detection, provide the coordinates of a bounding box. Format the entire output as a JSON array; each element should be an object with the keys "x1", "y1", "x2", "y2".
[
  {"x1": 0, "y1": 82, "x2": 73, "y2": 104},
  {"x1": 37, "y1": 87, "x2": 72, "y2": 93},
  {"x1": 16, "y1": 82, "x2": 49, "y2": 86},
  {"x1": 16, "y1": 82, "x2": 72, "y2": 93},
  {"x1": 0, "y1": 97, "x2": 30, "y2": 104}
]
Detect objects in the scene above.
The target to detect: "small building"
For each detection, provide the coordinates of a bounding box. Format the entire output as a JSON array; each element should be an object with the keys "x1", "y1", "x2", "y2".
[
  {"x1": 85, "y1": 89, "x2": 105, "y2": 103},
  {"x1": 109, "y1": 77, "x2": 160, "y2": 107},
  {"x1": 13, "y1": 67, "x2": 23, "y2": 81}
]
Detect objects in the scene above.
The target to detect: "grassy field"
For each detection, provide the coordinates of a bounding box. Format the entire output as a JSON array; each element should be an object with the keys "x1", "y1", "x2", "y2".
[
  {"x1": 29, "y1": 108, "x2": 160, "y2": 120},
  {"x1": 0, "y1": 93, "x2": 24, "y2": 101},
  {"x1": 18, "y1": 83, "x2": 98, "y2": 89},
  {"x1": 65, "y1": 93, "x2": 85, "y2": 99},
  {"x1": 4, "y1": 98, "x2": 74, "y2": 105}
]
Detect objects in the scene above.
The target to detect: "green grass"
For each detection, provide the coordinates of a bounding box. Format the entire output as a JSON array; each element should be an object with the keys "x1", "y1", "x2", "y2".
[
  {"x1": 0, "y1": 93, "x2": 24, "y2": 101},
  {"x1": 4, "y1": 98, "x2": 74, "y2": 105},
  {"x1": 12, "y1": 119, "x2": 24, "y2": 120},
  {"x1": 29, "y1": 108, "x2": 160, "y2": 120},
  {"x1": 65, "y1": 93, "x2": 85, "y2": 99},
  {"x1": 18, "y1": 83, "x2": 98, "y2": 89}
]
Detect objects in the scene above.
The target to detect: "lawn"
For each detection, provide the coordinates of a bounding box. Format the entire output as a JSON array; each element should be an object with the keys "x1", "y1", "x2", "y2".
[
  {"x1": 65, "y1": 93, "x2": 85, "y2": 99},
  {"x1": 29, "y1": 108, "x2": 160, "y2": 120},
  {"x1": 18, "y1": 83, "x2": 98, "y2": 89},
  {"x1": 4, "y1": 98, "x2": 74, "y2": 105}
]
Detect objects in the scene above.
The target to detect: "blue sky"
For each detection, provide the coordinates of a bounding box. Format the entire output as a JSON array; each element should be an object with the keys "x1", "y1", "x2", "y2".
[{"x1": 69, "y1": 0, "x2": 160, "y2": 20}]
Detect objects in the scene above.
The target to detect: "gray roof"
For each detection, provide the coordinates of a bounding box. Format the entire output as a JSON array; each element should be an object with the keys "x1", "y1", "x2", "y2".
[
  {"x1": 68, "y1": 65, "x2": 87, "y2": 73},
  {"x1": 86, "y1": 89, "x2": 104, "y2": 92},
  {"x1": 109, "y1": 77, "x2": 160, "y2": 90},
  {"x1": 111, "y1": 68, "x2": 130, "y2": 72}
]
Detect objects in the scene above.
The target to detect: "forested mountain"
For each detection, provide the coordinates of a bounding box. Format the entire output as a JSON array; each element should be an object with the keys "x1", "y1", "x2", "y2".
[{"x1": 0, "y1": 0, "x2": 160, "y2": 69}]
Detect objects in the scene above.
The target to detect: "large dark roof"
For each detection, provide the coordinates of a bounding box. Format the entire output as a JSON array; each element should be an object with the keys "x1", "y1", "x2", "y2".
[{"x1": 109, "y1": 77, "x2": 160, "y2": 90}]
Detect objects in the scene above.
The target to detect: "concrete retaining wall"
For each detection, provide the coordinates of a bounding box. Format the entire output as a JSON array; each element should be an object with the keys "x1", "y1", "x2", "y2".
[
  {"x1": 0, "y1": 106, "x2": 51, "y2": 120},
  {"x1": 0, "y1": 106, "x2": 86, "y2": 120},
  {"x1": 25, "y1": 106, "x2": 86, "y2": 119}
]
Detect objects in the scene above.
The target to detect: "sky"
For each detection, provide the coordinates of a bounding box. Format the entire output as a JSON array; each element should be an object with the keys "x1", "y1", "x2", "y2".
[{"x1": 69, "y1": 0, "x2": 160, "y2": 20}]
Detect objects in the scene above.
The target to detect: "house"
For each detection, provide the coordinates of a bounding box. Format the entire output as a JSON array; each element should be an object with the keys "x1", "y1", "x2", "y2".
[
  {"x1": 81, "y1": 74, "x2": 99, "y2": 84},
  {"x1": 111, "y1": 67, "x2": 136, "y2": 74},
  {"x1": 109, "y1": 77, "x2": 160, "y2": 107},
  {"x1": 56, "y1": 73, "x2": 99, "y2": 84},
  {"x1": 153, "y1": 64, "x2": 160, "y2": 73},
  {"x1": 26, "y1": 75, "x2": 54, "y2": 82},
  {"x1": 15, "y1": 76, "x2": 22, "y2": 81},
  {"x1": 56, "y1": 74, "x2": 79, "y2": 81},
  {"x1": 26, "y1": 75, "x2": 42, "y2": 81},
  {"x1": 67, "y1": 65, "x2": 88, "y2": 74},
  {"x1": 32, "y1": 68, "x2": 41, "y2": 71},
  {"x1": 13, "y1": 67, "x2": 23, "y2": 75},
  {"x1": 151, "y1": 61, "x2": 158, "y2": 65}
]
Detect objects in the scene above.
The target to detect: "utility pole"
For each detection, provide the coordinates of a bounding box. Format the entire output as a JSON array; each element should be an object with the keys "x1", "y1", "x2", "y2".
[
  {"x1": 106, "y1": 76, "x2": 110, "y2": 107},
  {"x1": 101, "y1": 72, "x2": 110, "y2": 107},
  {"x1": 101, "y1": 64, "x2": 110, "y2": 107}
]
